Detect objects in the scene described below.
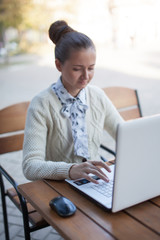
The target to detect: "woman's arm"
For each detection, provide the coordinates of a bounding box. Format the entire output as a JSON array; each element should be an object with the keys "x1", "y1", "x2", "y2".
[
  {"x1": 22, "y1": 97, "x2": 74, "y2": 181},
  {"x1": 103, "y1": 91, "x2": 124, "y2": 140}
]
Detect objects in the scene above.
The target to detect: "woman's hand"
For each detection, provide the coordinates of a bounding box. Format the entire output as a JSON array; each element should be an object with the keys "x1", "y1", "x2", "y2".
[{"x1": 69, "y1": 160, "x2": 111, "y2": 184}]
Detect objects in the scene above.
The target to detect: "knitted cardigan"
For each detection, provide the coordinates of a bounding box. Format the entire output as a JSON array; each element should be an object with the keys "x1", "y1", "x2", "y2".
[{"x1": 22, "y1": 84, "x2": 124, "y2": 181}]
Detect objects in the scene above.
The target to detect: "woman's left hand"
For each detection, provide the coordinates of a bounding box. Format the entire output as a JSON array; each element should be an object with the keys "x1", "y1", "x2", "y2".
[{"x1": 69, "y1": 160, "x2": 111, "y2": 184}]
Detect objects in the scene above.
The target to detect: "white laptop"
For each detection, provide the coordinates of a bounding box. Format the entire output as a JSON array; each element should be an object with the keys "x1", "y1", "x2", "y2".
[{"x1": 66, "y1": 114, "x2": 160, "y2": 212}]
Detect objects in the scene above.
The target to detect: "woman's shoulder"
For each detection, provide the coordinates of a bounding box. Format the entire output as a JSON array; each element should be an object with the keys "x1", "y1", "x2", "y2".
[
  {"x1": 86, "y1": 84, "x2": 106, "y2": 98},
  {"x1": 29, "y1": 85, "x2": 56, "y2": 108},
  {"x1": 86, "y1": 84, "x2": 113, "y2": 109},
  {"x1": 29, "y1": 85, "x2": 57, "y2": 111}
]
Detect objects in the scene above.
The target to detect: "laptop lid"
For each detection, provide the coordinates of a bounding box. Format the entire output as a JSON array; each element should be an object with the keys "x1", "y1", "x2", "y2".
[{"x1": 112, "y1": 114, "x2": 160, "y2": 212}]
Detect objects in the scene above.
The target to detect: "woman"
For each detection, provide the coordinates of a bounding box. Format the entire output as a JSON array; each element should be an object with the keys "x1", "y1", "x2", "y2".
[{"x1": 23, "y1": 20, "x2": 124, "y2": 184}]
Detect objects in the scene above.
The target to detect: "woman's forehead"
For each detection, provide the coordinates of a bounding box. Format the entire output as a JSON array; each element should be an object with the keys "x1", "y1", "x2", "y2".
[{"x1": 67, "y1": 48, "x2": 96, "y2": 65}]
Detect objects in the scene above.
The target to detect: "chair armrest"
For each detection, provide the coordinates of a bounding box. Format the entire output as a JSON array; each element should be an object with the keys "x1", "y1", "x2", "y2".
[{"x1": 100, "y1": 144, "x2": 116, "y2": 157}]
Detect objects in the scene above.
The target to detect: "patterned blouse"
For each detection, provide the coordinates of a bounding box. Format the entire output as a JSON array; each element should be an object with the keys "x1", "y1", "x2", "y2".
[{"x1": 52, "y1": 77, "x2": 90, "y2": 159}]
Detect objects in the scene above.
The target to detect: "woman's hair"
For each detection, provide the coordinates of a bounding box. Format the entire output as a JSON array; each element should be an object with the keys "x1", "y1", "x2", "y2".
[{"x1": 48, "y1": 20, "x2": 95, "y2": 64}]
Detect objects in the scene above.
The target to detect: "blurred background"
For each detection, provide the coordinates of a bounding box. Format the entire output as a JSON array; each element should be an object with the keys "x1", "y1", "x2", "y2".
[{"x1": 0, "y1": 0, "x2": 160, "y2": 115}]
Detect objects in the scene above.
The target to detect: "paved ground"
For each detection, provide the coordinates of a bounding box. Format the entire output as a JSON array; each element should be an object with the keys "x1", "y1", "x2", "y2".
[{"x1": 0, "y1": 46, "x2": 160, "y2": 239}]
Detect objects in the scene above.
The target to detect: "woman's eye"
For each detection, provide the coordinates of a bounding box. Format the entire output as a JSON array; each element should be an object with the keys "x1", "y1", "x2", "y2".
[{"x1": 73, "y1": 67, "x2": 94, "y2": 71}]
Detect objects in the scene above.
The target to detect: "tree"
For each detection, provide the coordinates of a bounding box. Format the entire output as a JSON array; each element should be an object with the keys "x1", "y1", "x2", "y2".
[
  {"x1": 0, "y1": 0, "x2": 32, "y2": 45},
  {"x1": 0, "y1": 0, "x2": 81, "y2": 56}
]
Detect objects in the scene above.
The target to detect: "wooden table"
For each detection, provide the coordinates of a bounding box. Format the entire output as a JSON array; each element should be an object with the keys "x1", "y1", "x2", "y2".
[{"x1": 18, "y1": 178, "x2": 160, "y2": 240}]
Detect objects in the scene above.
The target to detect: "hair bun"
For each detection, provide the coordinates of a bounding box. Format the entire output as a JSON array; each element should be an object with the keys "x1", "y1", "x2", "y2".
[{"x1": 49, "y1": 20, "x2": 74, "y2": 44}]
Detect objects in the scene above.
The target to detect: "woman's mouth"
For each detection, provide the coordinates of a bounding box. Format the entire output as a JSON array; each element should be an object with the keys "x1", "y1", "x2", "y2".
[{"x1": 79, "y1": 80, "x2": 88, "y2": 85}]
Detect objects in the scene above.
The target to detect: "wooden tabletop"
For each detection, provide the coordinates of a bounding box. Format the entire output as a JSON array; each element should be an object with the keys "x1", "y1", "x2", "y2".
[{"x1": 18, "y1": 178, "x2": 160, "y2": 240}]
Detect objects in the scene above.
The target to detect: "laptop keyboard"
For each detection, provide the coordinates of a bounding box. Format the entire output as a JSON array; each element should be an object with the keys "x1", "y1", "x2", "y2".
[{"x1": 91, "y1": 180, "x2": 114, "y2": 198}]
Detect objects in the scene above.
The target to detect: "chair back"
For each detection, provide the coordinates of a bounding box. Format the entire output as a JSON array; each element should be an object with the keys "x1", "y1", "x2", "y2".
[
  {"x1": 103, "y1": 87, "x2": 142, "y2": 120},
  {"x1": 0, "y1": 102, "x2": 30, "y2": 154}
]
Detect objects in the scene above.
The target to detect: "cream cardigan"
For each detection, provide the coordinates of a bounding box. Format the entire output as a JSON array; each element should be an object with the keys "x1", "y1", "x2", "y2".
[{"x1": 22, "y1": 84, "x2": 124, "y2": 180}]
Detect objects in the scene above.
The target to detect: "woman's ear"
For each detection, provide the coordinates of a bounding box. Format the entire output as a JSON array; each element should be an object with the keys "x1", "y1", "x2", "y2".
[{"x1": 55, "y1": 59, "x2": 62, "y2": 72}]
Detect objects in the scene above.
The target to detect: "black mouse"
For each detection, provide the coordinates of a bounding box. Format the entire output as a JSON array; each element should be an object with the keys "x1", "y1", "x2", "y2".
[{"x1": 49, "y1": 196, "x2": 76, "y2": 217}]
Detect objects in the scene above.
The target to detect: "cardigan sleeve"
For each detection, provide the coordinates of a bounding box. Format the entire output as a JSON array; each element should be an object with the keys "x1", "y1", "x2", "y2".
[
  {"x1": 102, "y1": 90, "x2": 124, "y2": 139},
  {"x1": 22, "y1": 96, "x2": 74, "y2": 181},
  {"x1": 87, "y1": 85, "x2": 124, "y2": 140}
]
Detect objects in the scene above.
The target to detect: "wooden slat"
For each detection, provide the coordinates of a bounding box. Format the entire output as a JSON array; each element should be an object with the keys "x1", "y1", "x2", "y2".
[
  {"x1": 7, "y1": 188, "x2": 48, "y2": 227},
  {"x1": 103, "y1": 87, "x2": 142, "y2": 120},
  {"x1": 7, "y1": 188, "x2": 36, "y2": 213},
  {"x1": 8, "y1": 193, "x2": 35, "y2": 213},
  {"x1": 150, "y1": 196, "x2": 160, "y2": 207},
  {"x1": 28, "y1": 211, "x2": 49, "y2": 227},
  {"x1": 18, "y1": 180, "x2": 114, "y2": 240},
  {"x1": 0, "y1": 133, "x2": 24, "y2": 154},
  {"x1": 45, "y1": 180, "x2": 160, "y2": 240},
  {"x1": 120, "y1": 108, "x2": 141, "y2": 120},
  {"x1": 0, "y1": 102, "x2": 29, "y2": 134},
  {"x1": 125, "y1": 201, "x2": 160, "y2": 234},
  {"x1": 103, "y1": 87, "x2": 138, "y2": 109}
]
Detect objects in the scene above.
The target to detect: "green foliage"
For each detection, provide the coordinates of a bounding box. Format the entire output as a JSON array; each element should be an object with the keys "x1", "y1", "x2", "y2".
[
  {"x1": 0, "y1": 0, "x2": 79, "y2": 32},
  {"x1": 0, "y1": 0, "x2": 31, "y2": 29},
  {"x1": 0, "y1": 0, "x2": 79, "y2": 54}
]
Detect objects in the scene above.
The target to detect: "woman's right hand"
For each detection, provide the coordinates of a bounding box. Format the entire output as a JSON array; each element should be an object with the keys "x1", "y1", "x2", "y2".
[{"x1": 69, "y1": 160, "x2": 111, "y2": 184}]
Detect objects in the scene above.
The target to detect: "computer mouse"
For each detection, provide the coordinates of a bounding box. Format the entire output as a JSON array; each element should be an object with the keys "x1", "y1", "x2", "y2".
[{"x1": 49, "y1": 196, "x2": 76, "y2": 217}]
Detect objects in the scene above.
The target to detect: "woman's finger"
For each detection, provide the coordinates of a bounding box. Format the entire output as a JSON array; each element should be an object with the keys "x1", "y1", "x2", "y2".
[
  {"x1": 88, "y1": 169, "x2": 109, "y2": 183},
  {"x1": 82, "y1": 173, "x2": 99, "y2": 184},
  {"x1": 89, "y1": 160, "x2": 111, "y2": 172},
  {"x1": 86, "y1": 163, "x2": 108, "y2": 178}
]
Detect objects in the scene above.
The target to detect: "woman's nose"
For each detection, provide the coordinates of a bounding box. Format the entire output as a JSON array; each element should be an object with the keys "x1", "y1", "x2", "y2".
[{"x1": 82, "y1": 70, "x2": 89, "y2": 80}]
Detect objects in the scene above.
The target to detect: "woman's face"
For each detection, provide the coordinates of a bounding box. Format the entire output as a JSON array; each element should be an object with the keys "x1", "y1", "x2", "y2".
[{"x1": 55, "y1": 47, "x2": 96, "y2": 97}]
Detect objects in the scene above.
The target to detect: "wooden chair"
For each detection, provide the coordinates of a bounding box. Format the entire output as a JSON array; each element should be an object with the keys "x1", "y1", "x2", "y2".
[
  {"x1": 0, "y1": 102, "x2": 49, "y2": 240},
  {"x1": 100, "y1": 86, "x2": 142, "y2": 157}
]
